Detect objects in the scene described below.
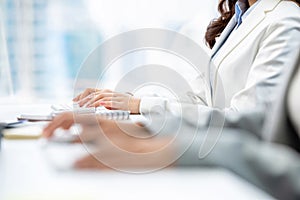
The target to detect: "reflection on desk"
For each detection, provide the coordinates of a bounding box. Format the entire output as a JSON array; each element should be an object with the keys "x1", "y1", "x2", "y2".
[
  {"x1": 0, "y1": 139, "x2": 274, "y2": 200},
  {"x1": 0, "y1": 103, "x2": 274, "y2": 199}
]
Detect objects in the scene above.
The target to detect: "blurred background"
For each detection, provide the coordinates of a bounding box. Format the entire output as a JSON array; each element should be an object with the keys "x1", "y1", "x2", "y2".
[{"x1": 0, "y1": 0, "x2": 217, "y2": 103}]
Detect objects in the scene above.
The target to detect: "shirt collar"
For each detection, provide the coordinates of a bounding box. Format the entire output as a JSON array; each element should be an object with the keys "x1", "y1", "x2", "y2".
[
  {"x1": 235, "y1": 0, "x2": 261, "y2": 27},
  {"x1": 235, "y1": 0, "x2": 250, "y2": 26}
]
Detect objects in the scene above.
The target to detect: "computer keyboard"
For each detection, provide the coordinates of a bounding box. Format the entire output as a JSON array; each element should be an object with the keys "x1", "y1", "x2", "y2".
[
  {"x1": 51, "y1": 103, "x2": 104, "y2": 114},
  {"x1": 51, "y1": 103, "x2": 130, "y2": 120}
]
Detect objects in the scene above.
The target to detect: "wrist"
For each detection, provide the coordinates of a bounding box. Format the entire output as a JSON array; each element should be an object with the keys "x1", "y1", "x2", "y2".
[{"x1": 129, "y1": 97, "x2": 141, "y2": 114}]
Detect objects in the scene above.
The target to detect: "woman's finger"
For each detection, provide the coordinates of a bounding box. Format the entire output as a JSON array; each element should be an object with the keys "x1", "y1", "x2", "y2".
[
  {"x1": 73, "y1": 88, "x2": 114, "y2": 102},
  {"x1": 73, "y1": 94, "x2": 81, "y2": 102},
  {"x1": 42, "y1": 112, "x2": 75, "y2": 138},
  {"x1": 78, "y1": 91, "x2": 111, "y2": 107},
  {"x1": 73, "y1": 89, "x2": 90, "y2": 102},
  {"x1": 77, "y1": 88, "x2": 99, "y2": 102},
  {"x1": 85, "y1": 93, "x2": 115, "y2": 107},
  {"x1": 88, "y1": 95, "x2": 129, "y2": 107},
  {"x1": 78, "y1": 92, "x2": 101, "y2": 107},
  {"x1": 93, "y1": 100, "x2": 123, "y2": 110}
]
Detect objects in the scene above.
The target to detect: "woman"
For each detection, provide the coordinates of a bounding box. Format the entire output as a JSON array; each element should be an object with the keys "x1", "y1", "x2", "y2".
[
  {"x1": 73, "y1": 0, "x2": 300, "y2": 116},
  {"x1": 44, "y1": 0, "x2": 300, "y2": 169}
]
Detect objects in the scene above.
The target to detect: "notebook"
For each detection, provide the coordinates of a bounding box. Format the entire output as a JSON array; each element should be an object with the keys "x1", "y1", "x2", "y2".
[{"x1": 2, "y1": 125, "x2": 43, "y2": 140}]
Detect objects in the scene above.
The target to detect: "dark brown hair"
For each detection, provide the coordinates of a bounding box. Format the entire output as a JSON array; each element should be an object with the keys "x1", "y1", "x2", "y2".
[{"x1": 205, "y1": 0, "x2": 300, "y2": 49}]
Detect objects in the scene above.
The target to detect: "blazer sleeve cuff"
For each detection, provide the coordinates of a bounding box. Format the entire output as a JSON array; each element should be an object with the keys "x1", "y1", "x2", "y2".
[{"x1": 139, "y1": 97, "x2": 169, "y2": 115}]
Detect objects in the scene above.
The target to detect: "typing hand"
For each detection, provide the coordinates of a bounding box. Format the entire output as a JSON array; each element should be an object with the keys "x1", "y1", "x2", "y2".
[
  {"x1": 73, "y1": 88, "x2": 101, "y2": 102},
  {"x1": 42, "y1": 112, "x2": 148, "y2": 142},
  {"x1": 74, "y1": 88, "x2": 141, "y2": 114},
  {"x1": 42, "y1": 112, "x2": 100, "y2": 139},
  {"x1": 71, "y1": 118, "x2": 173, "y2": 170},
  {"x1": 42, "y1": 112, "x2": 173, "y2": 170},
  {"x1": 43, "y1": 112, "x2": 75, "y2": 138}
]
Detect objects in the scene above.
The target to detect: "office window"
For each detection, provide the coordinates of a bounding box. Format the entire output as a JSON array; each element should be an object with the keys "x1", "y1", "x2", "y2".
[{"x1": 1, "y1": 0, "x2": 217, "y2": 102}]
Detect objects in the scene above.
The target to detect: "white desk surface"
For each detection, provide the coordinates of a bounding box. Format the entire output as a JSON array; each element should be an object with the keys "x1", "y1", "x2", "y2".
[{"x1": 0, "y1": 103, "x2": 274, "y2": 200}]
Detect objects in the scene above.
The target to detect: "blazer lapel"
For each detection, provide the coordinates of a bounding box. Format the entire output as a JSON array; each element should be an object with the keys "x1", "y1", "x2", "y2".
[
  {"x1": 213, "y1": 0, "x2": 282, "y2": 68},
  {"x1": 207, "y1": 18, "x2": 236, "y2": 103}
]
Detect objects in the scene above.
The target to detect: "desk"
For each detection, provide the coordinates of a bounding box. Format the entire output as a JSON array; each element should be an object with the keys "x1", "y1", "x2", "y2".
[{"x1": 0, "y1": 104, "x2": 274, "y2": 200}]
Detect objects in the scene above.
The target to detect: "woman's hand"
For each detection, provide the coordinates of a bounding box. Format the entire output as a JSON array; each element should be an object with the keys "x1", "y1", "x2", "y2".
[
  {"x1": 73, "y1": 88, "x2": 141, "y2": 114},
  {"x1": 43, "y1": 112, "x2": 75, "y2": 138},
  {"x1": 73, "y1": 88, "x2": 101, "y2": 102},
  {"x1": 42, "y1": 112, "x2": 174, "y2": 171}
]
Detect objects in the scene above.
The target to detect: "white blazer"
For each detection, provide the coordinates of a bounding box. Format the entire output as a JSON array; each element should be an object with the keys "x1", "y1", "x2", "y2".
[{"x1": 139, "y1": 0, "x2": 300, "y2": 115}]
